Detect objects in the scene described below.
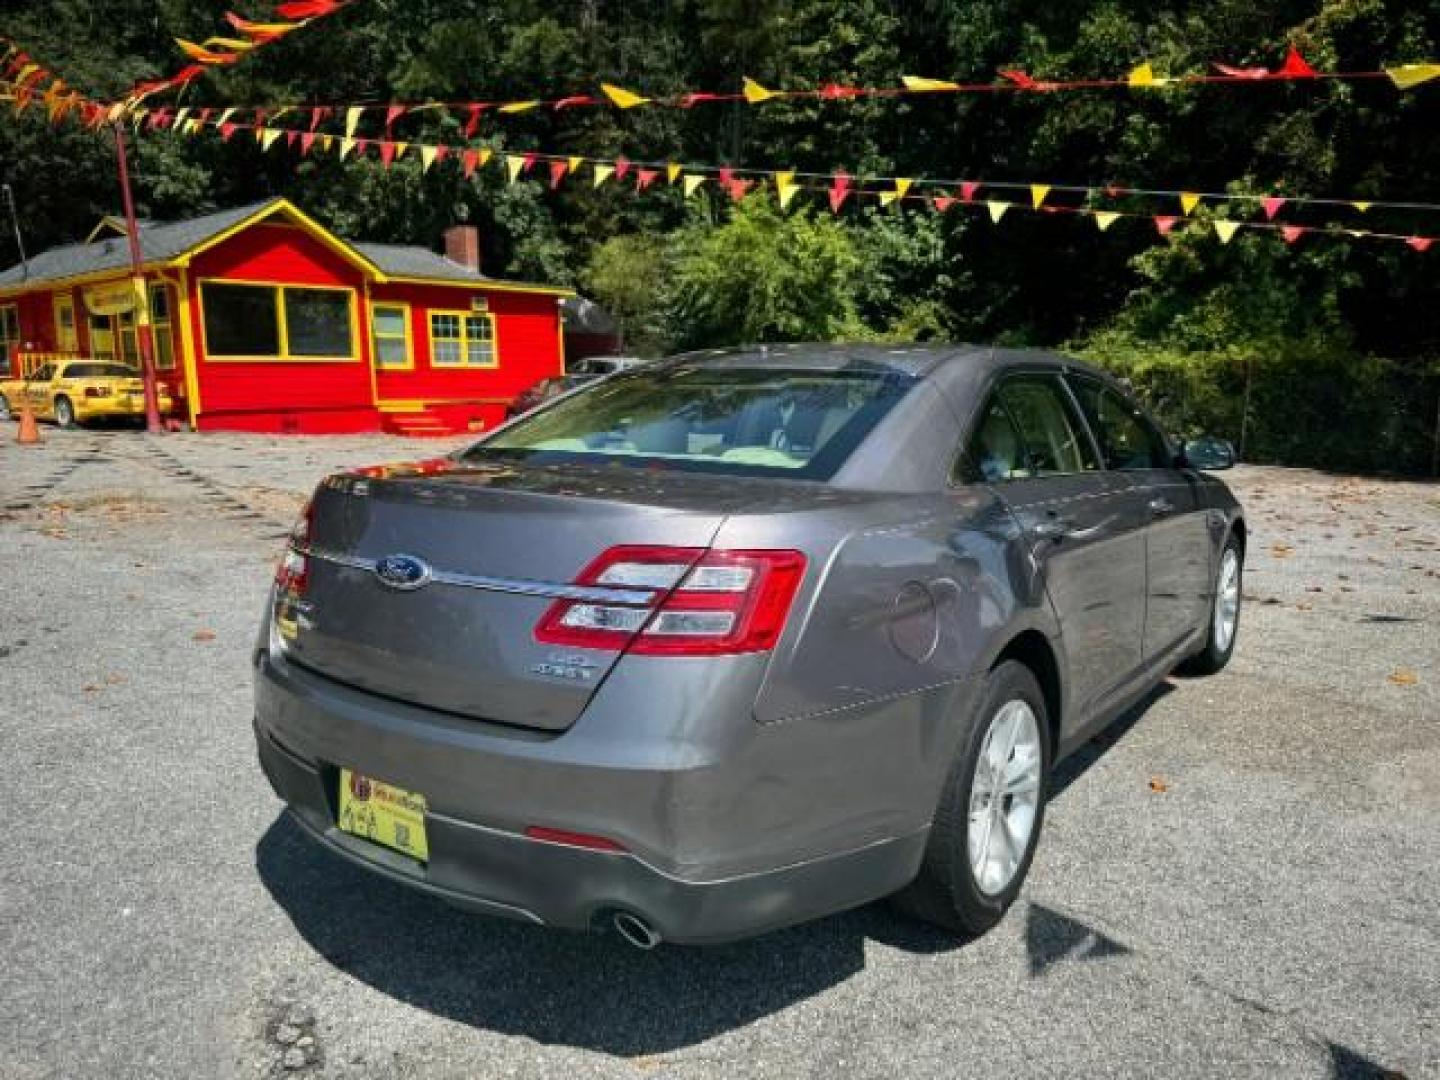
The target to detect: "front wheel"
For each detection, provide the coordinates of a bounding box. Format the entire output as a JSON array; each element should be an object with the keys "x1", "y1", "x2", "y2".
[
  {"x1": 893, "y1": 660, "x2": 1051, "y2": 937},
  {"x1": 53, "y1": 395, "x2": 77, "y2": 429},
  {"x1": 1178, "y1": 536, "x2": 1242, "y2": 676}
]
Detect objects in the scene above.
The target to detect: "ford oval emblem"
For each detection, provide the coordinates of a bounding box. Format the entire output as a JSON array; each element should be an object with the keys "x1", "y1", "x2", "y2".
[{"x1": 374, "y1": 554, "x2": 432, "y2": 591}]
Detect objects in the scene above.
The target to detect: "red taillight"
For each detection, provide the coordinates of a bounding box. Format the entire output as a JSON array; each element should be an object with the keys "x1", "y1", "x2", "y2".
[
  {"x1": 273, "y1": 500, "x2": 314, "y2": 595},
  {"x1": 534, "y1": 545, "x2": 806, "y2": 657},
  {"x1": 524, "y1": 826, "x2": 628, "y2": 852},
  {"x1": 83, "y1": 385, "x2": 109, "y2": 398}
]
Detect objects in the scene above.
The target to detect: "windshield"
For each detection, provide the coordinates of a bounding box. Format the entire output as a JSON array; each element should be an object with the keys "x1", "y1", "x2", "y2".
[{"x1": 466, "y1": 364, "x2": 916, "y2": 480}]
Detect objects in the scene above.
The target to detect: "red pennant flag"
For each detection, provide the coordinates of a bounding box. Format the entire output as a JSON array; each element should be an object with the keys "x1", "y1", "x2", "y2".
[
  {"x1": 1280, "y1": 225, "x2": 1306, "y2": 244},
  {"x1": 636, "y1": 167, "x2": 659, "y2": 191},
  {"x1": 464, "y1": 104, "x2": 484, "y2": 138},
  {"x1": 169, "y1": 64, "x2": 206, "y2": 89},
  {"x1": 718, "y1": 166, "x2": 735, "y2": 187},
  {"x1": 614, "y1": 157, "x2": 632, "y2": 181},
  {"x1": 521, "y1": 151, "x2": 536, "y2": 174},
  {"x1": 308, "y1": 107, "x2": 325, "y2": 132},
  {"x1": 434, "y1": 144, "x2": 451, "y2": 163},
  {"x1": 276, "y1": 0, "x2": 342, "y2": 17},
  {"x1": 726, "y1": 178, "x2": 753, "y2": 202},
  {"x1": 933, "y1": 196, "x2": 957, "y2": 212},
  {"x1": 253, "y1": 107, "x2": 268, "y2": 126},
  {"x1": 462, "y1": 149, "x2": 481, "y2": 178},
  {"x1": 286, "y1": 130, "x2": 298, "y2": 149},
  {"x1": 1261, "y1": 197, "x2": 1286, "y2": 220},
  {"x1": 353, "y1": 138, "x2": 371, "y2": 159},
  {"x1": 220, "y1": 123, "x2": 238, "y2": 141},
  {"x1": 1407, "y1": 237, "x2": 1433, "y2": 252},
  {"x1": 379, "y1": 141, "x2": 397, "y2": 167},
  {"x1": 1278, "y1": 45, "x2": 1317, "y2": 79},
  {"x1": 1154, "y1": 215, "x2": 1178, "y2": 235},
  {"x1": 554, "y1": 95, "x2": 597, "y2": 109},
  {"x1": 147, "y1": 111, "x2": 166, "y2": 130},
  {"x1": 680, "y1": 92, "x2": 723, "y2": 107},
  {"x1": 300, "y1": 131, "x2": 316, "y2": 155},
  {"x1": 961, "y1": 181, "x2": 980, "y2": 202},
  {"x1": 385, "y1": 105, "x2": 406, "y2": 130},
  {"x1": 1214, "y1": 62, "x2": 1271, "y2": 79},
  {"x1": 999, "y1": 69, "x2": 1038, "y2": 89},
  {"x1": 549, "y1": 160, "x2": 568, "y2": 188},
  {"x1": 820, "y1": 83, "x2": 862, "y2": 99}
]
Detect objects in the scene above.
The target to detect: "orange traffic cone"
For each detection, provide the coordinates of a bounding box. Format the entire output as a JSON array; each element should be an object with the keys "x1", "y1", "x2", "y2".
[{"x1": 16, "y1": 400, "x2": 41, "y2": 446}]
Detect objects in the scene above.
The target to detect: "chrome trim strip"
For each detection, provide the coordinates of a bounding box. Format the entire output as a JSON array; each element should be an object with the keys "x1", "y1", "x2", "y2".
[{"x1": 302, "y1": 547, "x2": 656, "y2": 605}]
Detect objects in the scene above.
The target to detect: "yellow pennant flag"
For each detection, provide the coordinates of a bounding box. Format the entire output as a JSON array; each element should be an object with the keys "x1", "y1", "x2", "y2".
[
  {"x1": 1352, "y1": 201, "x2": 1372, "y2": 213},
  {"x1": 421, "y1": 145, "x2": 440, "y2": 172},
  {"x1": 1385, "y1": 63, "x2": 1440, "y2": 89},
  {"x1": 261, "y1": 128, "x2": 282, "y2": 151},
  {"x1": 205, "y1": 36, "x2": 255, "y2": 53},
  {"x1": 216, "y1": 107, "x2": 237, "y2": 127},
  {"x1": 345, "y1": 106, "x2": 363, "y2": 138},
  {"x1": 253, "y1": 125, "x2": 266, "y2": 144},
  {"x1": 775, "y1": 171, "x2": 799, "y2": 210},
  {"x1": 1213, "y1": 220, "x2": 1240, "y2": 244},
  {"x1": 1180, "y1": 191, "x2": 1202, "y2": 215},
  {"x1": 476, "y1": 148, "x2": 493, "y2": 168},
  {"x1": 666, "y1": 162, "x2": 683, "y2": 184},
  {"x1": 393, "y1": 142, "x2": 409, "y2": 159},
  {"x1": 878, "y1": 192, "x2": 900, "y2": 207},
  {"x1": 1094, "y1": 211, "x2": 1120, "y2": 231},
  {"x1": 1127, "y1": 62, "x2": 1159, "y2": 87},
  {"x1": 319, "y1": 135, "x2": 334, "y2": 152},
  {"x1": 498, "y1": 100, "x2": 540, "y2": 113},
  {"x1": 592, "y1": 163, "x2": 615, "y2": 187},
  {"x1": 184, "y1": 119, "x2": 202, "y2": 135},
  {"x1": 1030, "y1": 184, "x2": 1050, "y2": 209},
  {"x1": 505, "y1": 154, "x2": 526, "y2": 183},
  {"x1": 742, "y1": 77, "x2": 776, "y2": 104},
  {"x1": 601, "y1": 83, "x2": 650, "y2": 108},
  {"x1": 568, "y1": 155, "x2": 584, "y2": 174},
  {"x1": 174, "y1": 107, "x2": 191, "y2": 126},
  {"x1": 987, "y1": 200, "x2": 1011, "y2": 223},
  {"x1": 106, "y1": 103, "x2": 128, "y2": 123},
  {"x1": 339, "y1": 137, "x2": 357, "y2": 160},
  {"x1": 901, "y1": 75, "x2": 960, "y2": 92},
  {"x1": 894, "y1": 178, "x2": 913, "y2": 199},
  {"x1": 683, "y1": 174, "x2": 706, "y2": 197}
]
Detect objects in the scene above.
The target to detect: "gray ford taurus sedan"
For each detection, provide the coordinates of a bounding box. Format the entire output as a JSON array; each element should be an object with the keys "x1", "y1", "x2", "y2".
[{"x1": 254, "y1": 344, "x2": 1245, "y2": 947}]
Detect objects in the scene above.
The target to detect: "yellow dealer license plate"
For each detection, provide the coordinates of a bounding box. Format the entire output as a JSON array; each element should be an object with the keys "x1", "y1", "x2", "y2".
[{"x1": 337, "y1": 769, "x2": 429, "y2": 862}]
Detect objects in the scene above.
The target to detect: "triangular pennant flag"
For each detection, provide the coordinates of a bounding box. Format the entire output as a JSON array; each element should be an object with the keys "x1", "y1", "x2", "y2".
[
  {"x1": 1406, "y1": 237, "x2": 1433, "y2": 252},
  {"x1": 174, "y1": 39, "x2": 240, "y2": 65},
  {"x1": 464, "y1": 104, "x2": 484, "y2": 138},
  {"x1": 174, "y1": 106, "x2": 191, "y2": 125},
  {"x1": 216, "y1": 107, "x2": 238, "y2": 127},
  {"x1": 345, "y1": 105, "x2": 363, "y2": 137},
  {"x1": 385, "y1": 104, "x2": 406, "y2": 130},
  {"x1": 1278, "y1": 45, "x2": 1317, "y2": 79},
  {"x1": 742, "y1": 77, "x2": 775, "y2": 104},
  {"x1": 498, "y1": 100, "x2": 540, "y2": 113},
  {"x1": 420, "y1": 145, "x2": 440, "y2": 172},
  {"x1": 549, "y1": 159, "x2": 569, "y2": 188},
  {"x1": 636, "y1": 167, "x2": 659, "y2": 191},
  {"x1": 987, "y1": 200, "x2": 1010, "y2": 223},
  {"x1": 1261, "y1": 196, "x2": 1286, "y2": 220},
  {"x1": 1386, "y1": 63, "x2": 1440, "y2": 89},
  {"x1": 601, "y1": 83, "x2": 650, "y2": 108},
  {"x1": 568, "y1": 156, "x2": 585, "y2": 175},
  {"x1": 393, "y1": 141, "x2": 409, "y2": 159},
  {"x1": 378, "y1": 141, "x2": 397, "y2": 167},
  {"x1": 820, "y1": 83, "x2": 862, "y2": 99},
  {"x1": 718, "y1": 167, "x2": 735, "y2": 187},
  {"x1": 592, "y1": 164, "x2": 615, "y2": 187},
  {"x1": 219, "y1": 122, "x2": 238, "y2": 142},
  {"x1": 666, "y1": 163, "x2": 682, "y2": 184},
  {"x1": 774, "y1": 170, "x2": 799, "y2": 209},
  {"x1": 461, "y1": 149, "x2": 480, "y2": 178},
  {"x1": 894, "y1": 178, "x2": 913, "y2": 199},
  {"x1": 1094, "y1": 211, "x2": 1120, "y2": 231},
  {"x1": 1213, "y1": 220, "x2": 1241, "y2": 244},
  {"x1": 614, "y1": 157, "x2": 632, "y2": 181},
  {"x1": 252, "y1": 125, "x2": 267, "y2": 143},
  {"x1": 505, "y1": 154, "x2": 526, "y2": 182},
  {"x1": 932, "y1": 196, "x2": 957, "y2": 212},
  {"x1": 683, "y1": 174, "x2": 705, "y2": 197},
  {"x1": 901, "y1": 75, "x2": 960, "y2": 92},
  {"x1": 554, "y1": 94, "x2": 595, "y2": 110},
  {"x1": 286, "y1": 131, "x2": 298, "y2": 149},
  {"x1": 828, "y1": 177, "x2": 852, "y2": 214},
  {"x1": 1154, "y1": 215, "x2": 1179, "y2": 235},
  {"x1": 338, "y1": 137, "x2": 357, "y2": 160},
  {"x1": 300, "y1": 131, "x2": 316, "y2": 155},
  {"x1": 1030, "y1": 184, "x2": 1051, "y2": 209},
  {"x1": 319, "y1": 134, "x2": 334, "y2": 152},
  {"x1": 878, "y1": 192, "x2": 900, "y2": 207},
  {"x1": 1351, "y1": 201, "x2": 1372, "y2": 213},
  {"x1": 1127, "y1": 62, "x2": 1156, "y2": 87},
  {"x1": 1180, "y1": 191, "x2": 1202, "y2": 215},
  {"x1": 1214, "y1": 62, "x2": 1270, "y2": 79},
  {"x1": 961, "y1": 181, "x2": 980, "y2": 203},
  {"x1": 260, "y1": 127, "x2": 282, "y2": 151},
  {"x1": 726, "y1": 178, "x2": 753, "y2": 202},
  {"x1": 999, "y1": 69, "x2": 1039, "y2": 89}
]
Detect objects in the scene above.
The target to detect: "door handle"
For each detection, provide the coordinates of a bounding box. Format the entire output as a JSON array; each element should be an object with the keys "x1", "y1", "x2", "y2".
[{"x1": 1148, "y1": 496, "x2": 1175, "y2": 516}]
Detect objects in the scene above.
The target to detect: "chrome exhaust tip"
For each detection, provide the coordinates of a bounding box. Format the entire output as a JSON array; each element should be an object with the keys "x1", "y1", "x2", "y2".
[{"x1": 612, "y1": 911, "x2": 661, "y2": 950}]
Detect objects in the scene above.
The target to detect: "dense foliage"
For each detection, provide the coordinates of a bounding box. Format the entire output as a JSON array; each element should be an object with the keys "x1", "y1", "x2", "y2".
[{"x1": 2, "y1": 0, "x2": 1438, "y2": 471}]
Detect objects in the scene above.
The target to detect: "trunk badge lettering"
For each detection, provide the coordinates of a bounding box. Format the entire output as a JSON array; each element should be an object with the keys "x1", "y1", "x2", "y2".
[{"x1": 374, "y1": 554, "x2": 433, "y2": 591}]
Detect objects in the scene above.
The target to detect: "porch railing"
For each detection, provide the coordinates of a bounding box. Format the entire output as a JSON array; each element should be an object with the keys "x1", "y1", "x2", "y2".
[{"x1": 12, "y1": 350, "x2": 92, "y2": 377}]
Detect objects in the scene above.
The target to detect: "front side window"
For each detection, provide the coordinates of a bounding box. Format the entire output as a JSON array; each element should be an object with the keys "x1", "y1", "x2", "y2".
[
  {"x1": 466, "y1": 364, "x2": 916, "y2": 480},
  {"x1": 1068, "y1": 377, "x2": 1171, "y2": 470},
  {"x1": 201, "y1": 283, "x2": 354, "y2": 360},
  {"x1": 994, "y1": 376, "x2": 1099, "y2": 477},
  {"x1": 429, "y1": 310, "x2": 496, "y2": 368}
]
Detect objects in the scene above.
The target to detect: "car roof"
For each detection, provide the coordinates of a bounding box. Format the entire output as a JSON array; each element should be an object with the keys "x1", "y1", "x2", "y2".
[{"x1": 658, "y1": 342, "x2": 1109, "y2": 381}]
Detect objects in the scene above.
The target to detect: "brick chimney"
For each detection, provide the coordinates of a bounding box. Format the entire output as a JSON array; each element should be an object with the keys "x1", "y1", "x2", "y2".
[{"x1": 443, "y1": 225, "x2": 481, "y2": 272}]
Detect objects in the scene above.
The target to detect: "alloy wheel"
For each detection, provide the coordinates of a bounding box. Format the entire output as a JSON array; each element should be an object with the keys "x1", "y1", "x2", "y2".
[
  {"x1": 968, "y1": 699, "x2": 1043, "y2": 896},
  {"x1": 1214, "y1": 548, "x2": 1240, "y2": 653}
]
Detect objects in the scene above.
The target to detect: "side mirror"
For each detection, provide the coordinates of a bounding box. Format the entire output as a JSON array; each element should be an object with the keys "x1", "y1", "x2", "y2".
[{"x1": 1184, "y1": 437, "x2": 1236, "y2": 471}]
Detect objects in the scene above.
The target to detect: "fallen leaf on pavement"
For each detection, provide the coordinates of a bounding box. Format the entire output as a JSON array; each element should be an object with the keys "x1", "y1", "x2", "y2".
[
  {"x1": 192, "y1": 629, "x2": 216, "y2": 642},
  {"x1": 1148, "y1": 777, "x2": 1169, "y2": 793},
  {"x1": 1387, "y1": 669, "x2": 1418, "y2": 686},
  {"x1": 1270, "y1": 543, "x2": 1294, "y2": 559}
]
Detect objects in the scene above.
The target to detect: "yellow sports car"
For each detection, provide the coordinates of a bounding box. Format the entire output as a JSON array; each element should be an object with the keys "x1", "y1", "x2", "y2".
[{"x1": 0, "y1": 360, "x2": 171, "y2": 428}]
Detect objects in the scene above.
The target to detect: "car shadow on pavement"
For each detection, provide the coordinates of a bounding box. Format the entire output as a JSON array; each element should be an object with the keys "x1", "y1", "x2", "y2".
[{"x1": 255, "y1": 683, "x2": 1171, "y2": 1057}]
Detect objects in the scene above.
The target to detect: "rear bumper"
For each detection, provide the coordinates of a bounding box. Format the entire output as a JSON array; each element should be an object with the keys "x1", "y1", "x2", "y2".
[
  {"x1": 74, "y1": 395, "x2": 172, "y2": 421},
  {"x1": 253, "y1": 649, "x2": 964, "y2": 943}
]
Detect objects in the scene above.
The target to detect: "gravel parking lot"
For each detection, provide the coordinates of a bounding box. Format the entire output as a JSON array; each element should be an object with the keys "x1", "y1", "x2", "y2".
[{"x1": 2, "y1": 429, "x2": 1437, "y2": 1080}]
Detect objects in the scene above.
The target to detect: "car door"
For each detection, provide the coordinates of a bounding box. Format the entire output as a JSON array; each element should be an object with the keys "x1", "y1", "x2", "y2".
[
  {"x1": 25, "y1": 364, "x2": 55, "y2": 418},
  {"x1": 1067, "y1": 375, "x2": 1213, "y2": 662},
  {"x1": 963, "y1": 373, "x2": 1148, "y2": 722}
]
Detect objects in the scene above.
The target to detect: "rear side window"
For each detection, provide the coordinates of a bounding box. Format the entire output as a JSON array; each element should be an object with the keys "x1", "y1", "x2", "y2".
[
  {"x1": 468, "y1": 364, "x2": 916, "y2": 480},
  {"x1": 62, "y1": 363, "x2": 138, "y2": 379},
  {"x1": 1068, "y1": 377, "x2": 1171, "y2": 470}
]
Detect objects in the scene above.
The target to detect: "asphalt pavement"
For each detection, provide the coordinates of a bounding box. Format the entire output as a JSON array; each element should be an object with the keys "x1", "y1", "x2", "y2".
[{"x1": 1, "y1": 429, "x2": 1436, "y2": 1079}]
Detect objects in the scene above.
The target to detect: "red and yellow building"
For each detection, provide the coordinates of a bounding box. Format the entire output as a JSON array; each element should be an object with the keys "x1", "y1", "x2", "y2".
[{"x1": 0, "y1": 198, "x2": 573, "y2": 434}]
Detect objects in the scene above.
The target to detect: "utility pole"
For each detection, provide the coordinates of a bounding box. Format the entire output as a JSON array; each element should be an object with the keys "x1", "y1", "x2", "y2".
[
  {"x1": 112, "y1": 122, "x2": 163, "y2": 434},
  {"x1": 2, "y1": 184, "x2": 27, "y2": 281}
]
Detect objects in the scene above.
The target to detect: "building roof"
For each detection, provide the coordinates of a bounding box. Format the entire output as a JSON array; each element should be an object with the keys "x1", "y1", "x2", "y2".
[{"x1": 0, "y1": 198, "x2": 572, "y2": 297}]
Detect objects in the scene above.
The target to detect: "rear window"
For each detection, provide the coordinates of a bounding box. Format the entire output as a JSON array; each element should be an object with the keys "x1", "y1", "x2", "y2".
[
  {"x1": 466, "y1": 364, "x2": 915, "y2": 480},
  {"x1": 62, "y1": 363, "x2": 139, "y2": 378}
]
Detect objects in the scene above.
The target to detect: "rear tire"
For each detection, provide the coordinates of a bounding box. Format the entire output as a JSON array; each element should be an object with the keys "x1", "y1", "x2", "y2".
[
  {"x1": 893, "y1": 661, "x2": 1051, "y2": 937},
  {"x1": 1178, "y1": 535, "x2": 1242, "y2": 677},
  {"x1": 54, "y1": 396, "x2": 76, "y2": 429}
]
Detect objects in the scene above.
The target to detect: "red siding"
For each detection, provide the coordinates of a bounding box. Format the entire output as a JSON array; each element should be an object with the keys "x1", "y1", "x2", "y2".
[{"x1": 188, "y1": 223, "x2": 376, "y2": 428}]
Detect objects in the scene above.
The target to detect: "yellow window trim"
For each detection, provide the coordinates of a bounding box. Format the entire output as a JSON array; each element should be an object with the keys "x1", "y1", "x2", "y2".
[
  {"x1": 197, "y1": 278, "x2": 361, "y2": 364},
  {"x1": 169, "y1": 270, "x2": 202, "y2": 425},
  {"x1": 146, "y1": 283, "x2": 177, "y2": 371},
  {"x1": 427, "y1": 307, "x2": 499, "y2": 369},
  {"x1": 52, "y1": 293, "x2": 79, "y2": 353},
  {"x1": 370, "y1": 299, "x2": 414, "y2": 371}
]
